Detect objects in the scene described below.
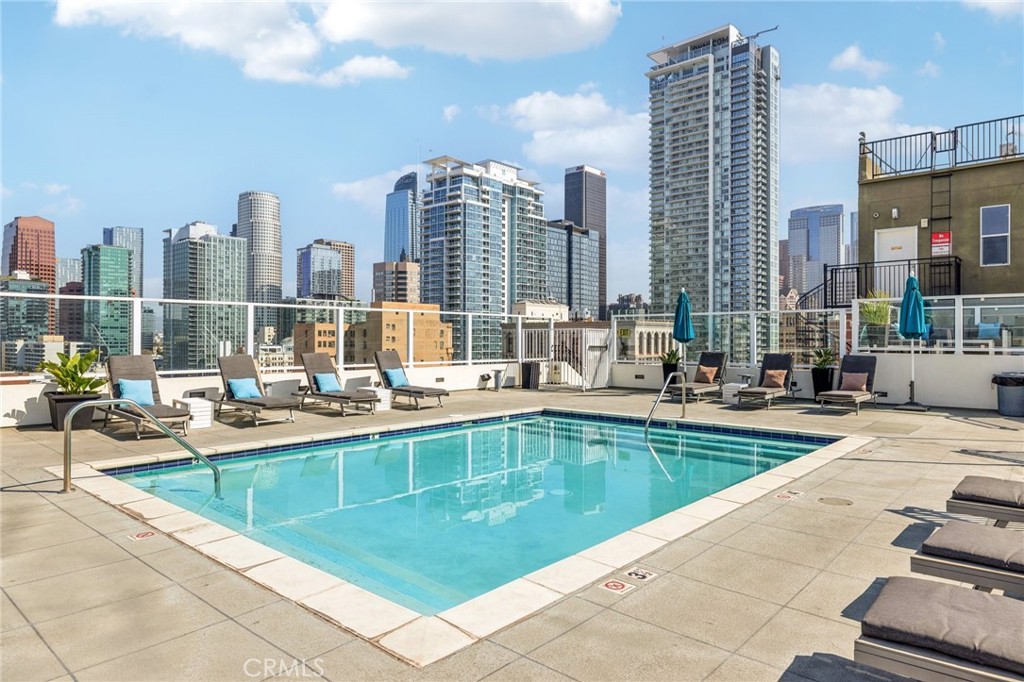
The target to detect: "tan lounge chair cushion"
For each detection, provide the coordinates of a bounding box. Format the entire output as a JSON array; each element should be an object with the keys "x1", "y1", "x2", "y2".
[
  {"x1": 922, "y1": 520, "x2": 1024, "y2": 572},
  {"x1": 760, "y1": 369, "x2": 786, "y2": 389},
  {"x1": 694, "y1": 365, "x2": 717, "y2": 384},
  {"x1": 840, "y1": 372, "x2": 869, "y2": 391},
  {"x1": 861, "y1": 576, "x2": 1024, "y2": 675},
  {"x1": 952, "y1": 476, "x2": 1024, "y2": 508}
]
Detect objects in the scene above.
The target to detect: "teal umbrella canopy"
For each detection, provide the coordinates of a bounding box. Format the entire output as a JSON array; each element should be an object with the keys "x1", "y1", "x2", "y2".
[
  {"x1": 673, "y1": 289, "x2": 696, "y2": 344},
  {"x1": 898, "y1": 274, "x2": 927, "y2": 340}
]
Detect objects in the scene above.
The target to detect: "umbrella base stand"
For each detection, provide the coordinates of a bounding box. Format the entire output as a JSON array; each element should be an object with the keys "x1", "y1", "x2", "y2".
[{"x1": 895, "y1": 401, "x2": 930, "y2": 412}]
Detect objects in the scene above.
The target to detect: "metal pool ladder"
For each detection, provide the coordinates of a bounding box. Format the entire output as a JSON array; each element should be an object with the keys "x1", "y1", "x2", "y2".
[
  {"x1": 645, "y1": 371, "x2": 685, "y2": 432},
  {"x1": 62, "y1": 398, "x2": 222, "y2": 497}
]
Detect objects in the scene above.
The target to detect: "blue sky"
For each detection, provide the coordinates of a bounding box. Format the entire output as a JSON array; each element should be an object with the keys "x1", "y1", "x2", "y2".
[{"x1": 3, "y1": 1, "x2": 1022, "y2": 302}]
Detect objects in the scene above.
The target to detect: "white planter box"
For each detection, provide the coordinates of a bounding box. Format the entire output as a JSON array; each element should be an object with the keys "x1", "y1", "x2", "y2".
[{"x1": 361, "y1": 387, "x2": 391, "y2": 411}]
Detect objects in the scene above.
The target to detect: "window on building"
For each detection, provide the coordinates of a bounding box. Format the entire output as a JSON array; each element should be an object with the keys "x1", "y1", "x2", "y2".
[{"x1": 981, "y1": 205, "x2": 1010, "y2": 266}]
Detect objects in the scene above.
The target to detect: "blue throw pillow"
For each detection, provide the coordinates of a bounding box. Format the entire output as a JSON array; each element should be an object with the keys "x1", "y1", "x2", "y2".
[
  {"x1": 228, "y1": 377, "x2": 262, "y2": 399},
  {"x1": 384, "y1": 368, "x2": 409, "y2": 388},
  {"x1": 314, "y1": 372, "x2": 342, "y2": 393},
  {"x1": 118, "y1": 378, "x2": 155, "y2": 406},
  {"x1": 977, "y1": 322, "x2": 1001, "y2": 340}
]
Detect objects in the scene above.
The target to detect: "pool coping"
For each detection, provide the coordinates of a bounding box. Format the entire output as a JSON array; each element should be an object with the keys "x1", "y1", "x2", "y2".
[{"x1": 48, "y1": 409, "x2": 874, "y2": 668}]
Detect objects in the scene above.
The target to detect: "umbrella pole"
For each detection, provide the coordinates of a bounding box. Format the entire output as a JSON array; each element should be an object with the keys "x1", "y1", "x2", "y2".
[
  {"x1": 681, "y1": 344, "x2": 686, "y2": 419},
  {"x1": 897, "y1": 338, "x2": 930, "y2": 411}
]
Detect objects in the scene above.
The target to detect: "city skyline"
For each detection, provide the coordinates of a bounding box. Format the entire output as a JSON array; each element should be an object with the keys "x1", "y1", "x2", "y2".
[{"x1": 2, "y1": 2, "x2": 1022, "y2": 303}]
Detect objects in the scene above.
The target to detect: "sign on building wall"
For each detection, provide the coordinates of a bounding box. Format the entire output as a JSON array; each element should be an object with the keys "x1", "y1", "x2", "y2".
[{"x1": 931, "y1": 231, "x2": 952, "y2": 256}]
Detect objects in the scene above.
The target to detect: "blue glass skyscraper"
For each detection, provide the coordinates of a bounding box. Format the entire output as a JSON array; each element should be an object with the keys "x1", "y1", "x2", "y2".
[
  {"x1": 787, "y1": 204, "x2": 843, "y2": 293},
  {"x1": 102, "y1": 226, "x2": 144, "y2": 296},
  {"x1": 384, "y1": 172, "x2": 420, "y2": 262}
]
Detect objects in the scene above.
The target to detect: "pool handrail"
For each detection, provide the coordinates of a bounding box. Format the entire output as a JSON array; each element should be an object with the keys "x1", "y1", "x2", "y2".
[
  {"x1": 646, "y1": 371, "x2": 686, "y2": 430},
  {"x1": 62, "y1": 398, "x2": 222, "y2": 498}
]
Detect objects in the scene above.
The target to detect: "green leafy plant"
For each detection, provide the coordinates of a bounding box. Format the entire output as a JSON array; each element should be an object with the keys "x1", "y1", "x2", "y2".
[
  {"x1": 36, "y1": 350, "x2": 106, "y2": 395},
  {"x1": 811, "y1": 346, "x2": 838, "y2": 369},
  {"x1": 860, "y1": 290, "x2": 893, "y2": 326},
  {"x1": 660, "y1": 347, "x2": 681, "y2": 364}
]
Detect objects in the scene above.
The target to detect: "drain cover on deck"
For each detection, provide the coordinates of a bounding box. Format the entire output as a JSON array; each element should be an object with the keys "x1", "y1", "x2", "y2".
[{"x1": 817, "y1": 497, "x2": 853, "y2": 506}]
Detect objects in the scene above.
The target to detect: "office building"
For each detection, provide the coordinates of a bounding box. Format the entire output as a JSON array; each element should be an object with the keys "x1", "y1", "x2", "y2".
[
  {"x1": 58, "y1": 281, "x2": 85, "y2": 342},
  {"x1": 373, "y1": 257, "x2": 420, "y2": 304},
  {"x1": 564, "y1": 166, "x2": 607, "y2": 319},
  {"x1": 607, "y1": 293, "x2": 650, "y2": 317},
  {"x1": 847, "y1": 211, "x2": 859, "y2": 265},
  {"x1": 56, "y1": 257, "x2": 82, "y2": 290},
  {"x1": 0, "y1": 274, "x2": 51, "y2": 370},
  {"x1": 102, "y1": 226, "x2": 144, "y2": 296},
  {"x1": 384, "y1": 172, "x2": 420, "y2": 262},
  {"x1": 787, "y1": 205, "x2": 843, "y2": 293},
  {"x1": 546, "y1": 219, "x2": 600, "y2": 319},
  {"x1": 647, "y1": 25, "x2": 780, "y2": 350},
  {"x1": 312, "y1": 239, "x2": 355, "y2": 300},
  {"x1": 162, "y1": 222, "x2": 247, "y2": 370},
  {"x1": 2, "y1": 216, "x2": 56, "y2": 331},
  {"x1": 421, "y1": 156, "x2": 547, "y2": 358},
  {"x1": 81, "y1": 244, "x2": 132, "y2": 359},
  {"x1": 778, "y1": 239, "x2": 789, "y2": 291},
  {"x1": 236, "y1": 191, "x2": 282, "y2": 335},
  {"x1": 297, "y1": 242, "x2": 342, "y2": 299}
]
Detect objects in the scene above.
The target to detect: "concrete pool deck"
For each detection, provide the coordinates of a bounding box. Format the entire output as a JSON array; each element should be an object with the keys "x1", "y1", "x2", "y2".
[{"x1": 3, "y1": 388, "x2": 1022, "y2": 681}]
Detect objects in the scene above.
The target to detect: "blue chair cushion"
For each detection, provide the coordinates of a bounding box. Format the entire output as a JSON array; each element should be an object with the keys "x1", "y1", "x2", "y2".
[
  {"x1": 118, "y1": 379, "x2": 155, "y2": 406},
  {"x1": 977, "y1": 322, "x2": 1002, "y2": 340},
  {"x1": 314, "y1": 372, "x2": 342, "y2": 393},
  {"x1": 228, "y1": 377, "x2": 262, "y2": 399},
  {"x1": 384, "y1": 368, "x2": 410, "y2": 388}
]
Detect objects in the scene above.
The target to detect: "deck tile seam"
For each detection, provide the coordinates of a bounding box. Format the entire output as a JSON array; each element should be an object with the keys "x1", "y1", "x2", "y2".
[{"x1": 0, "y1": 588, "x2": 77, "y2": 681}]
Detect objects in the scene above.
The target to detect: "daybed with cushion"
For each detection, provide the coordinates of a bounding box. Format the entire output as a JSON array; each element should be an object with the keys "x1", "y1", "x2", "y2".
[
  {"x1": 216, "y1": 354, "x2": 300, "y2": 426},
  {"x1": 910, "y1": 520, "x2": 1024, "y2": 594},
  {"x1": 373, "y1": 350, "x2": 449, "y2": 409},
  {"x1": 816, "y1": 354, "x2": 878, "y2": 414},
  {"x1": 295, "y1": 353, "x2": 379, "y2": 416},
  {"x1": 667, "y1": 351, "x2": 728, "y2": 403},
  {"x1": 946, "y1": 475, "x2": 1024, "y2": 528},
  {"x1": 103, "y1": 355, "x2": 192, "y2": 439},
  {"x1": 854, "y1": 576, "x2": 1024, "y2": 682},
  {"x1": 736, "y1": 353, "x2": 793, "y2": 409}
]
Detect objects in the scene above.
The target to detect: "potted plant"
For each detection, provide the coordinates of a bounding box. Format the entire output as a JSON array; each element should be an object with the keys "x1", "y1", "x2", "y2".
[
  {"x1": 36, "y1": 349, "x2": 106, "y2": 431},
  {"x1": 860, "y1": 290, "x2": 893, "y2": 348},
  {"x1": 660, "y1": 347, "x2": 681, "y2": 385},
  {"x1": 811, "y1": 346, "x2": 838, "y2": 398}
]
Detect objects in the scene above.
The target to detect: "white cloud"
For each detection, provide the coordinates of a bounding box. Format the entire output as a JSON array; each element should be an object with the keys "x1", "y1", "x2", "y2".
[
  {"x1": 781, "y1": 83, "x2": 938, "y2": 162},
  {"x1": 1, "y1": 185, "x2": 12, "y2": 199},
  {"x1": 829, "y1": 45, "x2": 890, "y2": 80},
  {"x1": 442, "y1": 105, "x2": 461, "y2": 124},
  {"x1": 44, "y1": 183, "x2": 69, "y2": 195},
  {"x1": 918, "y1": 60, "x2": 941, "y2": 77},
  {"x1": 962, "y1": 0, "x2": 1024, "y2": 17},
  {"x1": 316, "y1": 1, "x2": 621, "y2": 61},
  {"x1": 932, "y1": 32, "x2": 947, "y2": 52},
  {"x1": 605, "y1": 184, "x2": 650, "y2": 299},
  {"x1": 331, "y1": 164, "x2": 419, "y2": 212},
  {"x1": 53, "y1": 1, "x2": 408, "y2": 87},
  {"x1": 501, "y1": 89, "x2": 648, "y2": 171}
]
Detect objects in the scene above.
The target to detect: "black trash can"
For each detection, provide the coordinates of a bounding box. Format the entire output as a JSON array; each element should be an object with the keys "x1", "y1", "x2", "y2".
[
  {"x1": 521, "y1": 362, "x2": 540, "y2": 389},
  {"x1": 991, "y1": 372, "x2": 1024, "y2": 417}
]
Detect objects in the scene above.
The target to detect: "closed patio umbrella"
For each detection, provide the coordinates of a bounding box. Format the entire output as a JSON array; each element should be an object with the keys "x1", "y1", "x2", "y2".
[
  {"x1": 672, "y1": 288, "x2": 696, "y2": 417},
  {"x1": 896, "y1": 272, "x2": 929, "y2": 411}
]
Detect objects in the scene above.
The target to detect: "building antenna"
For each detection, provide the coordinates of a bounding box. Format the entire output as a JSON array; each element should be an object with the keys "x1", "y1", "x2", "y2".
[{"x1": 745, "y1": 25, "x2": 779, "y2": 42}]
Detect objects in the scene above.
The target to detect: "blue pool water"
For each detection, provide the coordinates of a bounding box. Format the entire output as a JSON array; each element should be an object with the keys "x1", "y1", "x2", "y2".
[{"x1": 117, "y1": 415, "x2": 827, "y2": 614}]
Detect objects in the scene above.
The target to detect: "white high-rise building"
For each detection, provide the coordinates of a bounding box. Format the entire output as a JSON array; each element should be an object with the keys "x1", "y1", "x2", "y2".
[
  {"x1": 236, "y1": 191, "x2": 282, "y2": 336},
  {"x1": 647, "y1": 25, "x2": 780, "y2": 348}
]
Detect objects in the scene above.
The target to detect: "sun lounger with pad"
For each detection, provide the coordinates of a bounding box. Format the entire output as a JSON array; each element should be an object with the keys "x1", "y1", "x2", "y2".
[
  {"x1": 816, "y1": 354, "x2": 878, "y2": 414},
  {"x1": 910, "y1": 520, "x2": 1024, "y2": 594},
  {"x1": 947, "y1": 476, "x2": 1024, "y2": 528},
  {"x1": 736, "y1": 353, "x2": 793, "y2": 408},
  {"x1": 216, "y1": 354, "x2": 300, "y2": 426},
  {"x1": 373, "y1": 350, "x2": 449, "y2": 409},
  {"x1": 103, "y1": 355, "x2": 192, "y2": 439},
  {"x1": 295, "y1": 353, "x2": 379, "y2": 416}
]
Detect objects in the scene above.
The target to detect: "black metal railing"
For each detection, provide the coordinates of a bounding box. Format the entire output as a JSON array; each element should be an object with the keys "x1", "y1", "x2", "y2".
[
  {"x1": 812, "y1": 257, "x2": 962, "y2": 308},
  {"x1": 861, "y1": 115, "x2": 1022, "y2": 179}
]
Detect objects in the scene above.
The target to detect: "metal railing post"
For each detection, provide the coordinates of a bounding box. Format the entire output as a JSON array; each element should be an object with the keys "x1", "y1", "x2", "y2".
[
  {"x1": 245, "y1": 303, "x2": 255, "y2": 357},
  {"x1": 407, "y1": 310, "x2": 415, "y2": 368},
  {"x1": 465, "y1": 314, "x2": 473, "y2": 365},
  {"x1": 548, "y1": 318, "x2": 555, "y2": 363},
  {"x1": 748, "y1": 312, "x2": 758, "y2": 367},
  {"x1": 851, "y1": 299, "x2": 861, "y2": 354},
  {"x1": 335, "y1": 307, "x2": 344, "y2": 369},
  {"x1": 516, "y1": 316, "x2": 523, "y2": 364},
  {"x1": 954, "y1": 296, "x2": 964, "y2": 355}
]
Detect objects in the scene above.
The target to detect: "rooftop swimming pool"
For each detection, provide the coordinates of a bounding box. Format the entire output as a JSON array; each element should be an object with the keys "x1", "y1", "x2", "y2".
[{"x1": 115, "y1": 412, "x2": 833, "y2": 614}]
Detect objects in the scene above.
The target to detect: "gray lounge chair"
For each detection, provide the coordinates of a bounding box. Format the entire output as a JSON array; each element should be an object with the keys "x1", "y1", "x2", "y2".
[
  {"x1": 816, "y1": 354, "x2": 878, "y2": 414},
  {"x1": 946, "y1": 476, "x2": 1024, "y2": 528},
  {"x1": 666, "y1": 351, "x2": 728, "y2": 403},
  {"x1": 216, "y1": 355, "x2": 300, "y2": 426},
  {"x1": 373, "y1": 350, "x2": 449, "y2": 409},
  {"x1": 103, "y1": 355, "x2": 191, "y2": 439},
  {"x1": 910, "y1": 520, "x2": 1024, "y2": 593},
  {"x1": 854, "y1": 576, "x2": 1024, "y2": 682},
  {"x1": 736, "y1": 353, "x2": 793, "y2": 408},
  {"x1": 296, "y1": 353, "x2": 379, "y2": 416}
]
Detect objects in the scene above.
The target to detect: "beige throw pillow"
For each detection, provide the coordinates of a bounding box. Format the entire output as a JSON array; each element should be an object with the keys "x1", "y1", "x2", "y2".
[
  {"x1": 840, "y1": 372, "x2": 869, "y2": 391},
  {"x1": 694, "y1": 364, "x2": 717, "y2": 384},
  {"x1": 761, "y1": 369, "x2": 787, "y2": 389}
]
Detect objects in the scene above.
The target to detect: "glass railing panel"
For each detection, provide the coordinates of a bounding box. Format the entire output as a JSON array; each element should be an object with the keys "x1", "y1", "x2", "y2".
[
  {"x1": 776, "y1": 310, "x2": 841, "y2": 366},
  {"x1": 961, "y1": 296, "x2": 1024, "y2": 354},
  {"x1": 160, "y1": 301, "x2": 246, "y2": 372}
]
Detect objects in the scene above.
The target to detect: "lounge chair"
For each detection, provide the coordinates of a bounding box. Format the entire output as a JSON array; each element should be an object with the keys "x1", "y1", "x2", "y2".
[
  {"x1": 216, "y1": 355, "x2": 300, "y2": 426},
  {"x1": 946, "y1": 476, "x2": 1024, "y2": 528},
  {"x1": 816, "y1": 354, "x2": 878, "y2": 414},
  {"x1": 295, "y1": 353, "x2": 379, "y2": 416},
  {"x1": 102, "y1": 355, "x2": 192, "y2": 439},
  {"x1": 736, "y1": 353, "x2": 793, "y2": 408},
  {"x1": 373, "y1": 350, "x2": 449, "y2": 409},
  {"x1": 910, "y1": 520, "x2": 1024, "y2": 594},
  {"x1": 854, "y1": 576, "x2": 1024, "y2": 682},
  {"x1": 666, "y1": 351, "x2": 728, "y2": 403}
]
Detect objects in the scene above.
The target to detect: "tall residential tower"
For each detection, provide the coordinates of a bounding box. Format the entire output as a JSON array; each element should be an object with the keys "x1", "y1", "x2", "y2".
[
  {"x1": 102, "y1": 226, "x2": 144, "y2": 296},
  {"x1": 647, "y1": 25, "x2": 780, "y2": 347},
  {"x1": 81, "y1": 244, "x2": 132, "y2": 359},
  {"x1": 236, "y1": 191, "x2": 282, "y2": 335},
  {"x1": 564, "y1": 166, "x2": 607, "y2": 319}
]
